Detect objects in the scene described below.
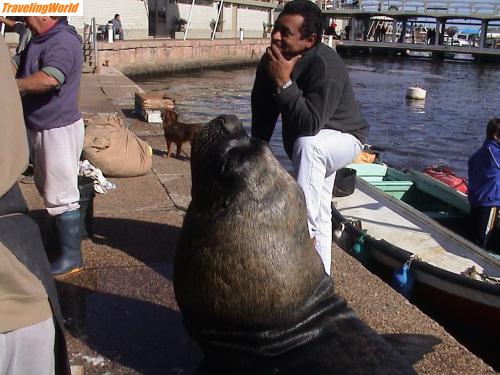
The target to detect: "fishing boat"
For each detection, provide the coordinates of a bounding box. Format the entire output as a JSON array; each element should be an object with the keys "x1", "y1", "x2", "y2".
[{"x1": 331, "y1": 162, "x2": 500, "y2": 340}]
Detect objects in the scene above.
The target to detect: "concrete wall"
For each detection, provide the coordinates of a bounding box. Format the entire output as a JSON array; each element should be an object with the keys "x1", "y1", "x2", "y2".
[
  {"x1": 97, "y1": 38, "x2": 269, "y2": 75},
  {"x1": 69, "y1": 0, "x2": 149, "y2": 39}
]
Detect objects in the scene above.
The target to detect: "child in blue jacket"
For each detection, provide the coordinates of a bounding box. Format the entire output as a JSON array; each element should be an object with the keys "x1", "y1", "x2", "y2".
[{"x1": 468, "y1": 117, "x2": 500, "y2": 249}]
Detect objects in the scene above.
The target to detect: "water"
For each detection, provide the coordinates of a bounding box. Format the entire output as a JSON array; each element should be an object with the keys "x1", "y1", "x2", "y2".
[{"x1": 133, "y1": 55, "x2": 500, "y2": 178}]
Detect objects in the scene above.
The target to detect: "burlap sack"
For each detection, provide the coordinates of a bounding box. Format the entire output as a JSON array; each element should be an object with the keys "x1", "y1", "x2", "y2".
[{"x1": 83, "y1": 114, "x2": 152, "y2": 177}]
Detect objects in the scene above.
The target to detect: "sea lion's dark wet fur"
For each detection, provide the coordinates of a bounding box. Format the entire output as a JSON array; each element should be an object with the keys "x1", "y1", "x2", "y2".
[{"x1": 174, "y1": 115, "x2": 415, "y2": 375}]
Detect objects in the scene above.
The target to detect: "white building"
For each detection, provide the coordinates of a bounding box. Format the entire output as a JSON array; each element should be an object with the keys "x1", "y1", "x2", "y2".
[{"x1": 68, "y1": 0, "x2": 278, "y2": 39}]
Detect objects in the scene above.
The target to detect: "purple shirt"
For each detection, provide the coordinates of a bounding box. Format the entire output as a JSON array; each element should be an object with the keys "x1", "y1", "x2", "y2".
[{"x1": 18, "y1": 21, "x2": 82, "y2": 131}]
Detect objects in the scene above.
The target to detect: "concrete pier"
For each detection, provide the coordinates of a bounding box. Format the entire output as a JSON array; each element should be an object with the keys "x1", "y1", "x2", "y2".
[
  {"x1": 19, "y1": 67, "x2": 496, "y2": 374},
  {"x1": 96, "y1": 39, "x2": 269, "y2": 75}
]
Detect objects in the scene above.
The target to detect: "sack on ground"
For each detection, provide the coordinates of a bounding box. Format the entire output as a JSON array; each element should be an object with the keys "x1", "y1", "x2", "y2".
[{"x1": 83, "y1": 114, "x2": 152, "y2": 177}]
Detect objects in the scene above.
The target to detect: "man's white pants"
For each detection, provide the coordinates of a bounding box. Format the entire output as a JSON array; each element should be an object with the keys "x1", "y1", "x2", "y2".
[
  {"x1": 29, "y1": 119, "x2": 85, "y2": 216},
  {"x1": 292, "y1": 129, "x2": 362, "y2": 275}
]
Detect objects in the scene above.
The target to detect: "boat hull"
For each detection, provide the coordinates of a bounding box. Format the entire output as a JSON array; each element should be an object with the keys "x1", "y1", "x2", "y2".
[{"x1": 331, "y1": 178, "x2": 500, "y2": 341}]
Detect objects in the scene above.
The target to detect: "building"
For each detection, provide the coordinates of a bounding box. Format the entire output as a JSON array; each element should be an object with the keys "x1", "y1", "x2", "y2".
[{"x1": 68, "y1": 0, "x2": 278, "y2": 39}]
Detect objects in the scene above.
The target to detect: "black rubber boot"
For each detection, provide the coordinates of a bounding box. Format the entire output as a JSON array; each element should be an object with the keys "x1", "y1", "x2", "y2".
[{"x1": 51, "y1": 210, "x2": 82, "y2": 276}]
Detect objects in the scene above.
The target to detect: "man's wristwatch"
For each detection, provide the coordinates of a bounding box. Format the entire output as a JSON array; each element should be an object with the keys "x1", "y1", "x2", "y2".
[{"x1": 276, "y1": 79, "x2": 293, "y2": 94}]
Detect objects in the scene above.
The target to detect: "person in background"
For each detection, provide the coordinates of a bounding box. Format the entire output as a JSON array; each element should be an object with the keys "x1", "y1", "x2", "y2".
[
  {"x1": 111, "y1": 14, "x2": 124, "y2": 40},
  {"x1": 345, "y1": 24, "x2": 351, "y2": 40},
  {"x1": 0, "y1": 36, "x2": 70, "y2": 375},
  {"x1": 0, "y1": 16, "x2": 32, "y2": 67},
  {"x1": 15, "y1": 16, "x2": 84, "y2": 276},
  {"x1": 468, "y1": 117, "x2": 500, "y2": 250},
  {"x1": 251, "y1": 0, "x2": 368, "y2": 275},
  {"x1": 374, "y1": 24, "x2": 381, "y2": 42},
  {"x1": 327, "y1": 21, "x2": 338, "y2": 37},
  {"x1": 0, "y1": 17, "x2": 32, "y2": 57},
  {"x1": 380, "y1": 24, "x2": 387, "y2": 42}
]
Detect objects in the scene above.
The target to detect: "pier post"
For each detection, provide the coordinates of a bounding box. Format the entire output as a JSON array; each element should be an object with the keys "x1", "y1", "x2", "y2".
[
  {"x1": 349, "y1": 18, "x2": 354, "y2": 41},
  {"x1": 479, "y1": 20, "x2": 488, "y2": 49},
  {"x1": 362, "y1": 17, "x2": 370, "y2": 41},
  {"x1": 439, "y1": 20, "x2": 446, "y2": 45},
  {"x1": 107, "y1": 22, "x2": 113, "y2": 43},
  {"x1": 434, "y1": 19, "x2": 441, "y2": 46},
  {"x1": 91, "y1": 18, "x2": 98, "y2": 68},
  {"x1": 398, "y1": 19, "x2": 407, "y2": 43}
]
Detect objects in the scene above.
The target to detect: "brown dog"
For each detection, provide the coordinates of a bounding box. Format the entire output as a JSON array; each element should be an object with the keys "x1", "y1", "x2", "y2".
[{"x1": 161, "y1": 109, "x2": 201, "y2": 158}]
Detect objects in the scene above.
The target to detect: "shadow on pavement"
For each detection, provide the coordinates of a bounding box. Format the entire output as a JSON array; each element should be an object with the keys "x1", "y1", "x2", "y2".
[
  {"x1": 56, "y1": 281, "x2": 202, "y2": 374},
  {"x1": 382, "y1": 333, "x2": 442, "y2": 364},
  {"x1": 90, "y1": 216, "x2": 180, "y2": 266},
  {"x1": 27, "y1": 210, "x2": 181, "y2": 269}
]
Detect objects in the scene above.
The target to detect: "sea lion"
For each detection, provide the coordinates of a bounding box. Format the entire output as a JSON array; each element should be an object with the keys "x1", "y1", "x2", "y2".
[{"x1": 173, "y1": 115, "x2": 415, "y2": 375}]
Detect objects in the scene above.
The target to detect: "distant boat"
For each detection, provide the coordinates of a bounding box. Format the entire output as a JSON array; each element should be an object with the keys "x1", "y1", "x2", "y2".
[
  {"x1": 331, "y1": 162, "x2": 500, "y2": 340},
  {"x1": 406, "y1": 50, "x2": 432, "y2": 58}
]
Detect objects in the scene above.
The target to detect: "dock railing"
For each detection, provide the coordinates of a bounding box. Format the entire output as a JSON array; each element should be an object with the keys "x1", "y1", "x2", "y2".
[{"x1": 326, "y1": 0, "x2": 500, "y2": 15}]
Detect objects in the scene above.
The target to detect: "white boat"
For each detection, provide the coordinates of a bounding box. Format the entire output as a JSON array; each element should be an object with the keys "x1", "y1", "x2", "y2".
[{"x1": 331, "y1": 163, "x2": 500, "y2": 342}]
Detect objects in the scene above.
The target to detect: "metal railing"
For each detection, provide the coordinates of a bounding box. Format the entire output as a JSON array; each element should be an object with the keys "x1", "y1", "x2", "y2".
[{"x1": 323, "y1": 0, "x2": 500, "y2": 15}]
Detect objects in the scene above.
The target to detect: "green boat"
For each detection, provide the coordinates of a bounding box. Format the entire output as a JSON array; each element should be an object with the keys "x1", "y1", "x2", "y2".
[
  {"x1": 331, "y1": 162, "x2": 500, "y2": 342},
  {"x1": 350, "y1": 163, "x2": 498, "y2": 247}
]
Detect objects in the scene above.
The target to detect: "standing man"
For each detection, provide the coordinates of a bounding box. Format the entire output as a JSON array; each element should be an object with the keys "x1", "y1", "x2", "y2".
[
  {"x1": 468, "y1": 117, "x2": 500, "y2": 249},
  {"x1": 380, "y1": 24, "x2": 387, "y2": 42},
  {"x1": 111, "y1": 14, "x2": 124, "y2": 40},
  {"x1": 251, "y1": 0, "x2": 368, "y2": 275},
  {"x1": 16, "y1": 16, "x2": 84, "y2": 277}
]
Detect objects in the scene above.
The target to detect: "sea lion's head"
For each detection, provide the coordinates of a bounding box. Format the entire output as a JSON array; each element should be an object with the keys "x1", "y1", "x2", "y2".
[{"x1": 174, "y1": 115, "x2": 326, "y2": 331}]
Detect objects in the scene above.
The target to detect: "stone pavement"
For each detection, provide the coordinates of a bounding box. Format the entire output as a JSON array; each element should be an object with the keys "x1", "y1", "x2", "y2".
[{"x1": 19, "y1": 67, "x2": 496, "y2": 374}]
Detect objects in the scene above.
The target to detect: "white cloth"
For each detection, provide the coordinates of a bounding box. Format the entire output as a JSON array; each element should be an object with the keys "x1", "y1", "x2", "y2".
[
  {"x1": 29, "y1": 119, "x2": 84, "y2": 216},
  {"x1": 79, "y1": 160, "x2": 116, "y2": 194},
  {"x1": 292, "y1": 129, "x2": 362, "y2": 275},
  {"x1": 0, "y1": 317, "x2": 55, "y2": 375}
]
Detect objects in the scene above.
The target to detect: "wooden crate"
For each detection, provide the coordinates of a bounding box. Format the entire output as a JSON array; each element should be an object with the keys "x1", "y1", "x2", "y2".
[
  {"x1": 135, "y1": 92, "x2": 175, "y2": 110},
  {"x1": 135, "y1": 92, "x2": 175, "y2": 123}
]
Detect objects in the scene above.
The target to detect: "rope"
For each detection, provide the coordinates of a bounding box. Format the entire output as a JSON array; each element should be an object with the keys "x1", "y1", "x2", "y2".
[{"x1": 462, "y1": 266, "x2": 500, "y2": 284}]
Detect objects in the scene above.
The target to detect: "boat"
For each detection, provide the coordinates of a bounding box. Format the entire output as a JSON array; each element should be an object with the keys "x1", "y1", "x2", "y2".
[{"x1": 331, "y1": 162, "x2": 500, "y2": 341}]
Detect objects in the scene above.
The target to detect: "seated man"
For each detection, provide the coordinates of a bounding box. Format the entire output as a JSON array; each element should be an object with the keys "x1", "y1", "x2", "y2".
[{"x1": 110, "y1": 14, "x2": 124, "y2": 40}]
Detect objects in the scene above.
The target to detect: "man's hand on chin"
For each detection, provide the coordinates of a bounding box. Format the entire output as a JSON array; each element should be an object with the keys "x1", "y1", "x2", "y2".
[{"x1": 264, "y1": 44, "x2": 301, "y2": 89}]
